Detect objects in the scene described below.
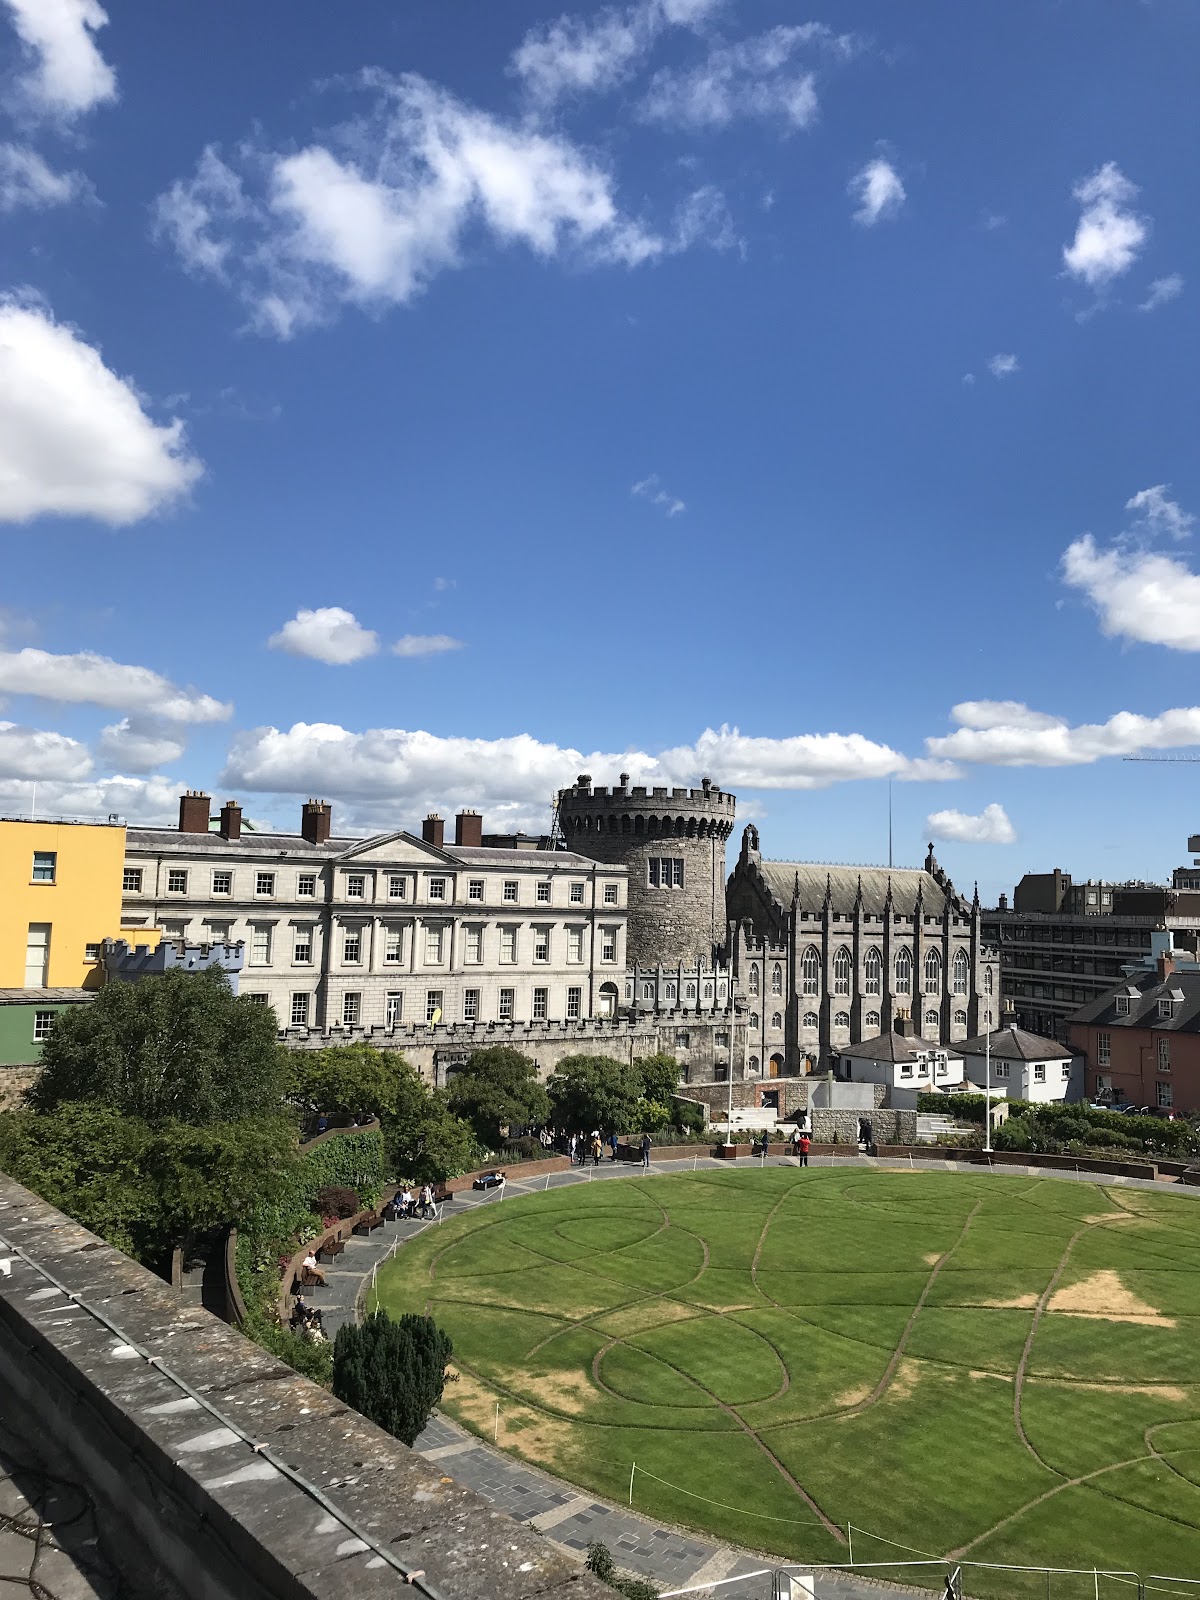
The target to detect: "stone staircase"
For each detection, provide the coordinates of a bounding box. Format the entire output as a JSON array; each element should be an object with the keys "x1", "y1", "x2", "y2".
[{"x1": 916, "y1": 1112, "x2": 973, "y2": 1144}]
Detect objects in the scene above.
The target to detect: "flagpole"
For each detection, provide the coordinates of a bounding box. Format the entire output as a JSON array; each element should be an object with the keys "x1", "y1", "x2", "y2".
[{"x1": 984, "y1": 1006, "x2": 992, "y2": 1154}]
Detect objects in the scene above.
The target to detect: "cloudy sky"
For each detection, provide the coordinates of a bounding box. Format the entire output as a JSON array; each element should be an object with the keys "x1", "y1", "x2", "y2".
[{"x1": 1, "y1": 0, "x2": 1196, "y2": 902}]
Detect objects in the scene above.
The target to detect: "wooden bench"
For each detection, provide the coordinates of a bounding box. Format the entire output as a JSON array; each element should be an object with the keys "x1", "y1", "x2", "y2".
[
  {"x1": 317, "y1": 1237, "x2": 345, "y2": 1263},
  {"x1": 353, "y1": 1211, "x2": 384, "y2": 1235}
]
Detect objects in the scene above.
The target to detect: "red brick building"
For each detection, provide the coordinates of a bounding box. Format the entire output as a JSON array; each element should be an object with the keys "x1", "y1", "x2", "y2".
[{"x1": 1068, "y1": 953, "x2": 1200, "y2": 1112}]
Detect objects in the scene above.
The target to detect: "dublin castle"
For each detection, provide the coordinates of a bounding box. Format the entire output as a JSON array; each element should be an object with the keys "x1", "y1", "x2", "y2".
[{"x1": 112, "y1": 776, "x2": 999, "y2": 1087}]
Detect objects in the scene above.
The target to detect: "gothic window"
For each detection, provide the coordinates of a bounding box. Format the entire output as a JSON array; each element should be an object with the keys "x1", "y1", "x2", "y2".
[
  {"x1": 924, "y1": 948, "x2": 942, "y2": 994},
  {"x1": 771, "y1": 963, "x2": 783, "y2": 995},
  {"x1": 801, "y1": 946, "x2": 820, "y2": 995},
  {"x1": 686, "y1": 982, "x2": 696, "y2": 1000},
  {"x1": 953, "y1": 1009, "x2": 967, "y2": 1026},
  {"x1": 985, "y1": 966, "x2": 994, "y2": 994},
  {"x1": 749, "y1": 1056, "x2": 760, "y2": 1073},
  {"x1": 865, "y1": 1009, "x2": 881, "y2": 1030},
  {"x1": 642, "y1": 982, "x2": 654, "y2": 1000},
  {"x1": 894, "y1": 947, "x2": 912, "y2": 994},
  {"x1": 864, "y1": 947, "x2": 882, "y2": 996},
  {"x1": 952, "y1": 948, "x2": 970, "y2": 996},
  {"x1": 749, "y1": 964, "x2": 760, "y2": 996},
  {"x1": 833, "y1": 1011, "x2": 850, "y2": 1029},
  {"x1": 750, "y1": 1012, "x2": 760, "y2": 1029},
  {"x1": 771, "y1": 1012, "x2": 782, "y2": 1030},
  {"x1": 802, "y1": 1011, "x2": 819, "y2": 1029},
  {"x1": 664, "y1": 982, "x2": 677, "y2": 1001},
  {"x1": 924, "y1": 1009, "x2": 939, "y2": 1032},
  {"x1": 833, "y1": 946, "x2": 851, "y2": 997}
]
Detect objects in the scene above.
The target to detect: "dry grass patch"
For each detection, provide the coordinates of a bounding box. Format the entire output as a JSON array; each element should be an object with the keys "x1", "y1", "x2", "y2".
[
  {"x1": 446, "y1": 1367, "x2": 576, "y2": 1460},
  {"x1": 1048, "y1": 1270, "x2": 1176, "y2": 1325},
  {"x1": 592, "y1": 1299, "x2": 705, "y2": 1338},
  {"x1": 516, "y1": 1368, "x2": 597, "y2": 1417},
  {"x1": 835, "y1": 1384, "x2": 872, "y2": 1408},
  {"x1": 980, "y1": 1293, "x2": 1039, "y2": 1309}
]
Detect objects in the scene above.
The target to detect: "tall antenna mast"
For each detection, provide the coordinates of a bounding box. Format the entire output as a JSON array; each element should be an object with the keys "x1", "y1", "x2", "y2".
[{"x1": 888, "y1": 777, "x2": 893, "y2": 870}]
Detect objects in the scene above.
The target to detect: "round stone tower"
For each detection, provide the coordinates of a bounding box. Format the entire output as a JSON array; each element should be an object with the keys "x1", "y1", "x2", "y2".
[{"x1": 556, "y1": 773, "x2": 736, "y2": 968}]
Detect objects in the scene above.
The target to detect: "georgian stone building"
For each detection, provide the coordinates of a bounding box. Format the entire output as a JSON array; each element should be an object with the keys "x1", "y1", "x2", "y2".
[{"x1": 725, "y1": 824, "x2": 999, "y2": 1075}]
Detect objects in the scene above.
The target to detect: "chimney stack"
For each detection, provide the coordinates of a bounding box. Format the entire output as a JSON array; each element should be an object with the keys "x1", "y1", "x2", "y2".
[
  {"x1": 178, "y1": 791, "x2": 211, "y2": 834},
  {"x1": 301, "y1": 800, "x2": 331, "y2": 845},
  {"x1": 1158, "y1": 950, "x2": 1177, "y2": 982},
  {"x1": 422, "y1": 813, "x2": 445, "y2": 848},
  {"x1": 893, "y1": 1009, "x2": 915, "y2": 1038},
  {"x1": 1000, "y1": 1004, "x2": 1019, "y2": 1031},
  {"x1": 218, "y1": 800, "x2": 242, "y2": 841},
  {"x1": 455, "y1": 809, "x2": 482, "y2": 847}
]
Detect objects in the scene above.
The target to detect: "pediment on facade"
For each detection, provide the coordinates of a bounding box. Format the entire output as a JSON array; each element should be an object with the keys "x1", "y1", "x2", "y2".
[{"x1": 337, "y1": 832, "x2": 455, "y2": 867}]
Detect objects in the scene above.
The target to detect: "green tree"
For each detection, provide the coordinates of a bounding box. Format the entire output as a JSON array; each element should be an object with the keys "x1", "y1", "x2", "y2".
[
  {"x1": 387, "y1": 1097, "x2": 479, "y2": 1184},
  {"x1": 633, "y1": 1053, "x2": 681, "y2": 1107},
  {"x1": 281, "y1": 1043, "x2": 427, "y2": 1124},
  {"x1": 444, "y1": 1046, "x2": 550, "y2": 1148},
  {"x1": 546, "y1": 1055, "x2": 643, "y2": 1136},
  {"x1": 332, "y1": 1311, "x2": 453, "y2": 1447},
  {"x1": 28, "y1": 968, "x2": 282, "y2": 1126}
]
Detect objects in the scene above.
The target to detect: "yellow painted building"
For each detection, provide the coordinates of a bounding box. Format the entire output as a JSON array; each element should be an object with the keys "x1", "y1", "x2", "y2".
[{"x1": 0, "y1": 818, "x2": 151, "y2": 990}]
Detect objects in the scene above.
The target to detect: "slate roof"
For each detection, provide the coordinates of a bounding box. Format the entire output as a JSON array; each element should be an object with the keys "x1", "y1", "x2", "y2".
[
  {"x1": 448, "y1": 846, "x2": 613, "y2": 870},
  {"x1": 1068, "y1": 968, "x2": 1200, "y2": 1033},
  {"x1": 757, "y1": 863, "x2": 951, "y2": 918},
  {"x1": 841, "y1": 1030, "x2": 962, "y2": 1063},
  {"x1": 0, "y1": 989, "x2": 94, "y2": 1005},
  {"x1": 958, "y1": 1024, "x2": 1072, "y2": 1061},
  {"x1": 126, "y1": 827, "x2": 355, "y2": 859}
]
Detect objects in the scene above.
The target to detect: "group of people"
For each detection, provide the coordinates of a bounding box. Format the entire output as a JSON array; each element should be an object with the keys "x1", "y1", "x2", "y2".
[
  {"x1": 567, "y1": 1131, "x2": 654, "y2": 1170},
  {"x1": 289, "y1": 1296, "x2": 326, "y2": 1343},
  {"x1": 384, "y1": 1184, "x2": 437, "y2": 1221}
]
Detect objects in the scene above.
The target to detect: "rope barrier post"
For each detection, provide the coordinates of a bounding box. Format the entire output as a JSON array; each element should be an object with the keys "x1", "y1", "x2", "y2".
[
  {"x1": 629, "y1": 1462, "x2": 636, "y2": 1507},
  {"x1": 494, "y1": 1400, "x2": 500, "y2": 1442},
  {"x1": 1095, "y1": 1569, "x2": 1100, "y2": 1600},
  {"x1": 847, "y1": 1525, "x2": 853, "y2": 1567}
]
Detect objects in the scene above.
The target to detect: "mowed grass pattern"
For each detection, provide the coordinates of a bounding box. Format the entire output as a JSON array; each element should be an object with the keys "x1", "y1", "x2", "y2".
[{"x1": 371, "y1": 1168, "x2": 1200, "y2": 1591}]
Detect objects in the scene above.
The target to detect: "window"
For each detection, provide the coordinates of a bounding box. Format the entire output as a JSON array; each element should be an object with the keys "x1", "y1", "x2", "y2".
[
  {"x1": 648, "y1": 857, "x2": 684, "y2": 888},
  {"x1": 503, "y1": 881, "x2": 518, "y2": 903},
  {"x1": 567, "y1": 986, "x2": 582, "y2": 1020},
  {"x1": 802, "y1": 1011, "x2": 818, "y2": 1029},
  {"x1": 212, "y1": 870, "x2": 232, "y2": 895},
  {"x1": 750, "y1": 1012, "x2": 760, "y2": 1029},
  {"x1": 297, "y1": 874, "x2": 317, "y2": 898},
  {"x1": 345, "y1": 873, "x2": 365, "y2": 898},
  {"x1": 686, "y1": 982, "x2": 696, "y2": 1001},
  {"x1": 748, "y1": 1057, "x2": 759, "y2": 1074},
  {"x1": 387, "y1": 992, "x2": 403, "y2": 1026},
  {"x1": 801, "y1": 946, "x2": 820, "y2": 995},
  {"x1": 675, "y1": 1029, "x2": 690, "y2": 1047},
  {"x1": 771, "y1": 963, "x2": 783, "y2": 996},
  {"x1": 167, "y1": 869, "x2": 188, "y2": 894},
  {"x1": 425, "y1": 925, "x2": 445, "y2": 964},
  {"x1": 245, "y1": 992, "x2": 269, "y2": 1006},
  {"x1": 864, "y1": 947, "x2": 882, "y2": 996},
  {"x1": 342, "y1": 992, "x2": 361, "y2": 1026},
  {"x1": 924, "y1": 1010, "x2": 939, "y2": 1030},
  {"x1": 533, "y1": 927, "x2": 550, "y2": 962},
  {"x1": 388, "y1": 875, "x2": 407, "y2": 900},
  {"x1": 384, "y1": 927, "x2": 402, "y2": 964},
  {"x1": 1061, "y1": 1062, "x2": 1071, "y2": 1080},
  {"x1": 250, "y1": 925, "x2": 272, "y2": 965},
  {"x1": 985, "y1": 966, "x2": 994, "y2": 995},
  {"x1": 499, "y1": 987, "x2": 514, "y2": 1020},
  {"x1": 771, "y1": 1012, "x2": 783, "y2": 1030},
  {"x1": 428, "y1": 877, "x2": 446, "y2": 901},
  {"x1": 894, "y1": 947, "x2": 912, "y2": 994},
  {"x1": 293, "y1": 927, "x2": 313, "y2": 964},
  {"x1": 426, "y1": 990, "x2": 444, "y2": 1023},
  {"x1": 645, "y1": 983, "x2": 656, "y2": 1002},
  {"x1": 85, "y1": 942, "x2": 101, "y2": 961},
  {"x1": 924, "y1": 948, "x2": 942, "y2": 994},
  {"x1": 122, "y1": 867, "x2": 143, "y2": 893},
  {"x1": 833, "y1": 1011, "x2": 850, "y2": 1029},
  {"x1": 31, "y1": 851, "x2": 56, "y2": 883},
  {"x1": 500, "y1": 927, "x2": 517, "y2": 964},
  {"x1": 342, "y1": 929, "x2": 361, "y2": 964},
  {"x1": 533, "y1": 987, "x2": 548, "y2": 1020},
  {"x1": 834, "y1": 946, "x2": 851, "y2": 996},
  {"x1": 1097, "y1": 1031, "x2": 1111, "y2": 1065},
  {"x1": 954, "y1": 1009, "x2": 967, "y2": 1027},
  {"x1": 603, "y1": 883, "x2": 619, "y2": 905},
  {"x1": 1158, "y1": 1080, "x2": 1173, "y2": 1109},
  {"x1": 536, "y1": 881, "x2": 552, "y2": 904},
  {"x1": 1158, "y1": 1037, "x2": 1171, "y2": 1073},
  {"x1": 715, "y1": 1031, "x2": 730, "y2": 1047},
  {"x1": 468, "y1": 879, "x2": 484, "y2": 902},
  {"x1": 749, "y1": 964, "x2": 760, "y2": 996},
  {"x1": 1115, "y1": 996, "x2": 1131, "y2": 1016},
  {"x1": 569, "y1": 882, "x2": 584, "y2": 904},
  {"x1": 290, "y1": 993, "x2": 310, "y2": 1027},
  {"x1": 33, "y1": 1011, "x2": 53, "y2": 1042},
  {"x1": 463, "y1": 989, "x2": 479, "y2": 1022},
  {"x1": 1158, "y1": 997, "x2": 1174, "y2": 1018},
  {"x1": 567, "y1": 927, "x2": 584, "y2": 963},
  {"x1": 601, "y1": 927, "x2": 617, "y2": 962},
  {"x1": 865, "y1": 1009, "x2": 881, "y2": 1029},
  {"x1": 995, "y1": 1062, "x2": 1010, "y2": 1079},
  {"x1": 256, "y1": 872, "x2": 276, "y2": 897},
  {"x1": 464, "y1": 926, "x2": 482, "y2": 964},
  {"x1": 161, "y1": 920, "x2": 187, "y2": 941},
  {"x1": 663, "y1": 981, "x2": 677, "y2": 1002},
  {"x1": 952, "y1": 948, "x2": 970, "y2": 995},
  {"x1": 1033, "y1": 1063, "x2": 1045, "y2": 1082}
]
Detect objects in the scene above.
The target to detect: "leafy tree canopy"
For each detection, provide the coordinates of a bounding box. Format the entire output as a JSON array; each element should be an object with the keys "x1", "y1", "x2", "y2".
[
  {"x1": 28, "y1": 968, "x2": 282, "y2": 1126},
  {"x1": 444, "y1": 1046, "x2": 551, "y2": 1149},
  {"x1": 332, "y1": 1310, "x2": 453, "y2": 1447},
  {"x1": 388, "y1": 1097, "x2": 480, "y2": 1184},
  {"x1": 281, "y1": 1043, "x2": 428, "y2": 1124},
  {"x1": 546, "y1": 1055, "x2": 643, "y2": 1136},
  {"x1": 633, "y1": 1053, "x2": 681, "y2": 1106}
]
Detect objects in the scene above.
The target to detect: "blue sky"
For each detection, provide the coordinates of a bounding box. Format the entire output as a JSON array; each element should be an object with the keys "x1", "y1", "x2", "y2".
[{"x1": 0, "y1": 0, "x2": 1197, "y2": 904}]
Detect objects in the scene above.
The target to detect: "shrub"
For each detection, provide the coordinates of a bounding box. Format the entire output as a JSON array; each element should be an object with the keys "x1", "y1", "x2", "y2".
[
  {"x1": 332, "y1": 1310, "x2": 454, "y2": 1447},
  {"x1": 315, "y1": 1186, "x2": 360, "y2": 1220}
]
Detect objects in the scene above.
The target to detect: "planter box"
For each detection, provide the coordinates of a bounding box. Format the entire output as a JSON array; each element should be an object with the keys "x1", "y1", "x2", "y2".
[{"x1": 716, "y1": 1144, "x2": 750, "y2": 1160}]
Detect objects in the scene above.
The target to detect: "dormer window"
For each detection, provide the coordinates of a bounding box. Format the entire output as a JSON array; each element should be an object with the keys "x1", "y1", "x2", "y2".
[
  {"x1": 1158, "y1": 997, "x2": 1174, "y2": 1018},
  {"x1": 1115, "y1": 996, "x2": 1131, "y2": 1016}
]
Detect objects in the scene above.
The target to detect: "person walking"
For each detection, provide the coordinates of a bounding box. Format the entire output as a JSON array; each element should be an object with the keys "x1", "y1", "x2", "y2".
[
  {"x1": 640, "y1": 1132, "x2": 652, "y2": 1171},
  {"x1": 591, "y1": 1134, "x2": 603, "y2": 1167},
  {"x1": 798, "y1": 1131, "x2": 810, "y2": 1168},
  {"x1": 569, "y1": 1133, "x2": 577, "y2": 1165},
  {"x1": 609, "y1": 1132, "x2": 619, "y2": 1162}
]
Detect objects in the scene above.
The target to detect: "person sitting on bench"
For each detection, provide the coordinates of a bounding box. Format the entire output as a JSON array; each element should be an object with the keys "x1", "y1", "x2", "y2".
[{"x1": 300, "y1": 1250, "x2": 326, "y2": 1287}]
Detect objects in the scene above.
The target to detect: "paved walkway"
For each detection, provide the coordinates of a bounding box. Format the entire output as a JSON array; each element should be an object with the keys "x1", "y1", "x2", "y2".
[{"x1": 299, "y1": 1153, "x2": 1192, "y2": 1598}]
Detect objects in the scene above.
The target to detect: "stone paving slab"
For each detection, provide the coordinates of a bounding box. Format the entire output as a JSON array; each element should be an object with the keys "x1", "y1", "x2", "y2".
[{"x1": 0, "y1": 1426, "x2": 130, "y2": 1600}]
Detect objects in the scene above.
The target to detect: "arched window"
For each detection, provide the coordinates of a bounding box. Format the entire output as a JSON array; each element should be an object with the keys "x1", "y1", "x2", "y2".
[
  {"x1": 686, "y1": 982, "x2": 696, "y2": 1001},
  {"x1": 953, "y1": 1009, "x2": 967, "y2": 1027},
  {"x1": 833, "y1": 946, "x2": 851, "y2": 996},
  {"x1": 952, "y1": 948, "x2": 969, "y2": 996},
  {"x1": 717, "y1": 982, "x2": 726, "y2": 1001},
  {"x1": 801, "y1": 946, "x2": 820, "y2": 995},
  {"x1": 894, "y1": 947, "x2": 912, "y2": 993},
  {"x1": 833, "y1": 1011, "x2": 850, "y2": 1029},
  {"x1": 664, "y1": 981, "x2": 677, "y2": 1001},
  {"x1": 771, "y1": 1012, "x2": 782, "y2": 1030},
  {"x1": 704, "y1": 981, "x2": 714, "y2": 1000},
  {"x1": 771, "y1": 963, "x2": 783, "y2": 995},
  {"x1": 924, "y1": 1009, "x2": 939, "y2": 1032},
  {"x1": 749, "y1": 964, "x2": 760, "y2": 996},
  {"x1": 865, "y1": 1009, "x2": 881, "y2": 1030},
  {"x1": 802, "y1": 1011, "x2": 819, "y2": 1029},
  {"x1": 749, "y1": 1055, "x2": 760, "y2": 1073},
  {"x1": 924, "y1": 948, "x2": 942, "y2": 994},
  {"x1": 985, "y1": 966, "x2": 994, "y2": 994},
  {"x1": 625, "y1": 981, "x2": 633, "y2": 999},
  {"x1": 642, "y1": 982, "x2": 654, "y2": 1000},
  {"x1": 864, "y1": 947, "x2": 882, "y2": 996},
  {"x1": 750, "y1": 1012, "x2": 760, "y2": 1029}
]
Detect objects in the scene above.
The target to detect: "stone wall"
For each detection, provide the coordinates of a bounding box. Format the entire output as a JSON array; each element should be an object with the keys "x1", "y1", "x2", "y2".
[
  {"x1": 811, "y1": 1107, "x2": 918, "y2": 1145},
  {"x1": 681, "y1": 1079, "x2": 811, "y2": 1118}
]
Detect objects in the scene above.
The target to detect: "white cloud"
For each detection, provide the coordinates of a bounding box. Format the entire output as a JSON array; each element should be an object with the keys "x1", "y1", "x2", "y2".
[
  {"x1": 268, "y1": 606, "x2": 379, "y2": 666},
  {"x1": 155, "y1": 75, "x2": 666, "y2": 337},
  {"x1": 1126, "y1": 484, "x2": 1193, "y2": 540},
  {"x1": 1062, "y1": 162, "x2": 1147, "y2": 288},
  {"x1": 0, "y1": 648, "x2": 230, "y2": 722},
  {"x1": 0, "y1": 144, "x2": 88, "y2": 211},
  {"x1": 95, "y1": 718, "x2": 186, "y2": 772},
  {"x1": 0, "y1": 300, "x2": 202, "y2": 525},
  {"x1": 2, "y1": 0, "x2": 116, "y2": 118},
  {"x1": 641, "y1": 25, "x2": 849, "y2": 130},
  {"x1": 927, "y1": 699, "x2": 1200, "y2": 767},
  {"x1": 0, "y1": 772, "x2": 178, "y2": 824},
  {"x1": 926, "y1": 802, "x2": 1015, "y2": 846},
  {"x1": 392, "y1": 635, "x2": 464, "y2": 659},
  {"x1": 849, "y1": 158, "x2": 905, "y2": 227},
  {"x1": 1061, "y1": 537, "x2": 1200, "y2": 652},
  {"x1": 987, "y1": 352, "x2": 1019, "y2": 378},
  {"x1": 632, "y1": 474, "x2": 685, "y2": 517},
  {"x1": 0, "y1": 720, "x2": 91, "y2": 780},
  {"x1": 1138, "y1": 273, "x2": 1183, "y2": 312},
  {"x1": 510, "y1": 0, "x2": 725, "y2": 105}
]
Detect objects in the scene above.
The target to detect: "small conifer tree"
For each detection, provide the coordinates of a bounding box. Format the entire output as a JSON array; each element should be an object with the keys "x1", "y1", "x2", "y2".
[{"x1": 332, "y1": 1311, "x2": 453, "y2": 1447}]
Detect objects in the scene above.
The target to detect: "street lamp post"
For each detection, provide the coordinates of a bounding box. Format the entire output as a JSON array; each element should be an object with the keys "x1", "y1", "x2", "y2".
[{"x1": 984, "y1": 1006, "x2": 993, "y2": 1154}]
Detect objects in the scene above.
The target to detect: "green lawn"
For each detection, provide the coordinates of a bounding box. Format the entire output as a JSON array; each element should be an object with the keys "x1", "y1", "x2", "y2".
[{"x1": 370, "y1": 1167, "x2": 1200, "y2": 1593}]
